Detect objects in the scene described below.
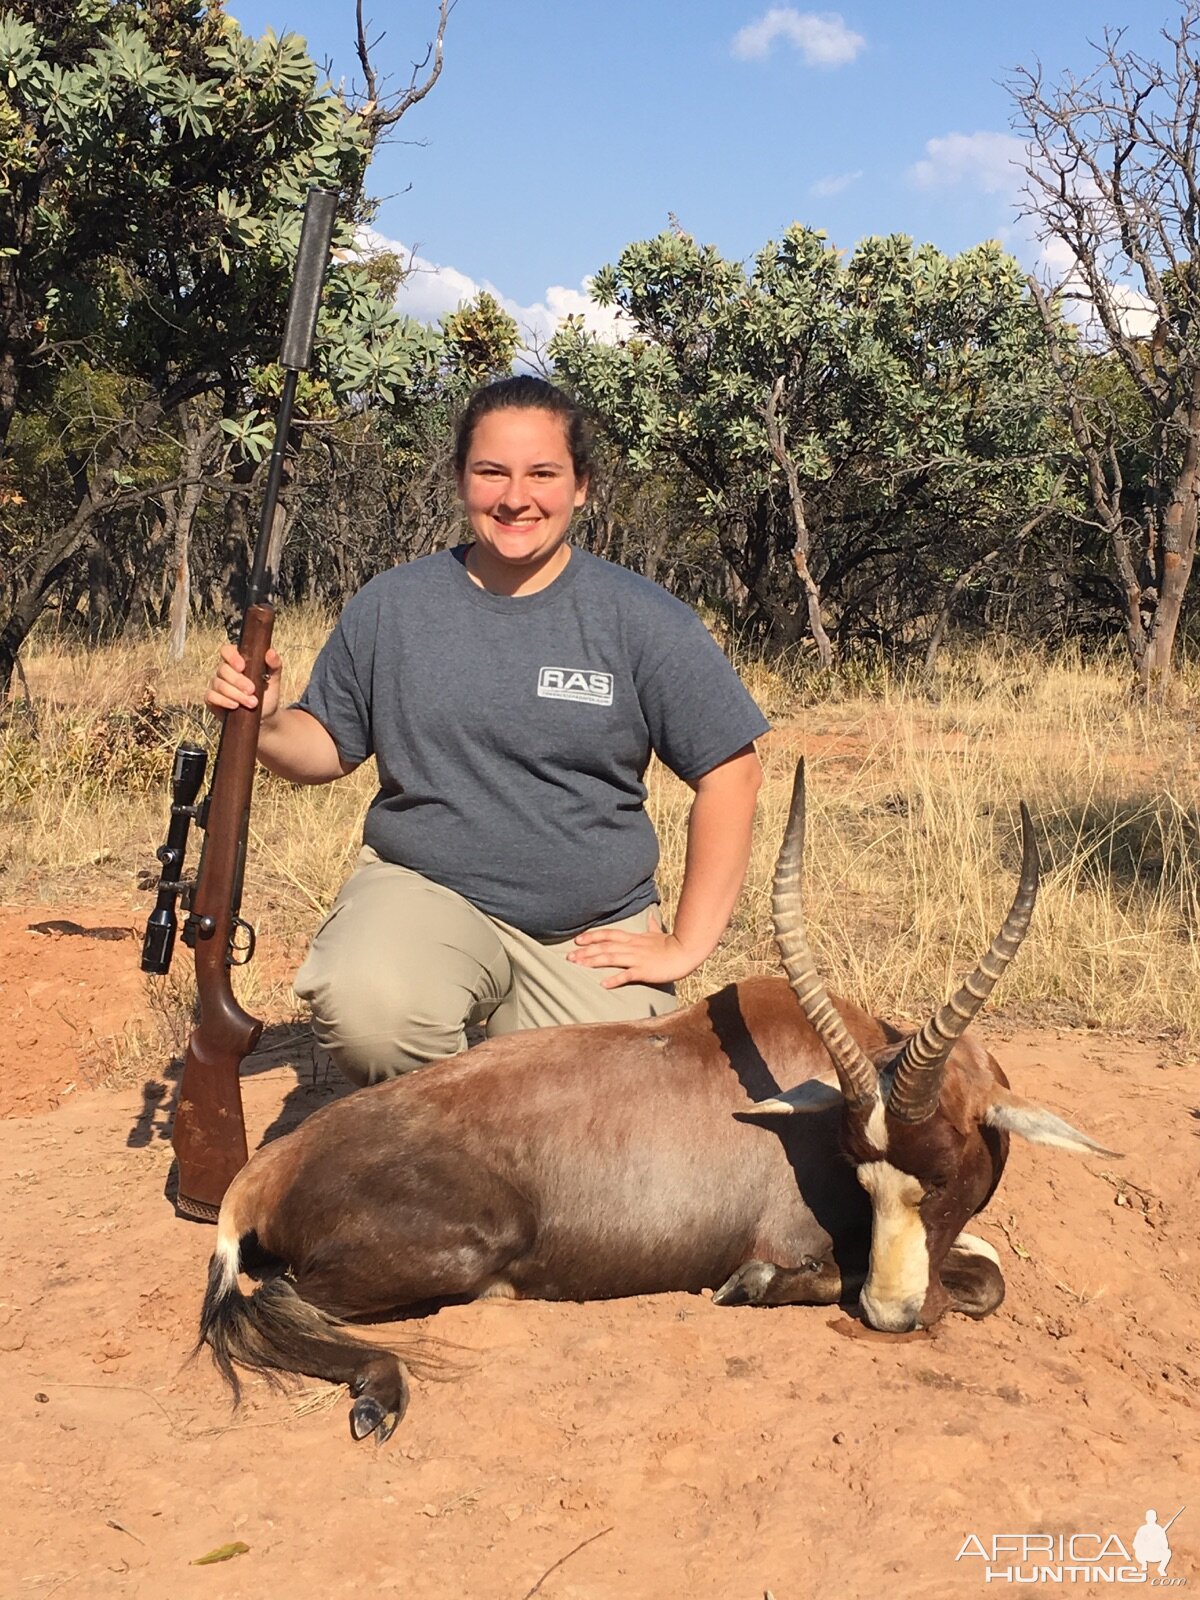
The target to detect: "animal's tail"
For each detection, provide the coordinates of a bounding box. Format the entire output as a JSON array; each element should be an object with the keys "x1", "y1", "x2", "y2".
[
  {"x1": 197, "y1": 1202, "x2": 459, "y2": 1442},
  {"x1": 198, "y1": 1215, "x2": 400, "y2": 1401}
]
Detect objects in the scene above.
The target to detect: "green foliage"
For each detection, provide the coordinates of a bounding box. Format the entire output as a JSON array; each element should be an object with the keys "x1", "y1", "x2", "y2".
[
  {"x1": 441, "y1": 293, "x2": 519, "y2": 386},
  {"x1": 0, "y1": 0, "x2": 428, "y2": 421},
  {"x1": 554, "y1": 224, "x2": 1066, "y2": 651},
  {"x1": 0, "y1": 0, "x2": 462, "y2": 674}
]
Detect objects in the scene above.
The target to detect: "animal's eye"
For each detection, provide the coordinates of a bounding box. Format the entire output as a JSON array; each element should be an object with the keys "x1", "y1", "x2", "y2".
[{"x1": 921, "y1": 1173, "x2": 958, "y2": 1205}]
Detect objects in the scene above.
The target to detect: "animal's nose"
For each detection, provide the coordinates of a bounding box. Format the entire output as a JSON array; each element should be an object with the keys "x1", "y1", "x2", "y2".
[{"x1": 859, "y1": 1289, "x2": 923, "y2": 1333}]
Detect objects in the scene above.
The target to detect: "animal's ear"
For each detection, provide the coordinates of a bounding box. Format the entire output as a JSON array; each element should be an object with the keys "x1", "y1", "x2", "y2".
[
  {"x1": 985, "y1": 1089, "x2": 1121, "y2": 1157},
  {"x1": 743, "y1": 1078, "x2": 844, "y2": 1116}
]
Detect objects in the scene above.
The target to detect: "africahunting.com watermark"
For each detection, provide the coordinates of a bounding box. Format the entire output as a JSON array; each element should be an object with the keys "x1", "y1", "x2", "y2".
[{"x1": 956, "y1": 1507, "x2": 1187, "y2": 1584}]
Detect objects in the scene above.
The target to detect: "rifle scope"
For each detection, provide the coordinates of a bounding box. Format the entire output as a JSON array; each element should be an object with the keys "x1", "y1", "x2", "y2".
[{"x1": 140, "y1": 741, "x2": 208, "y2": 975}]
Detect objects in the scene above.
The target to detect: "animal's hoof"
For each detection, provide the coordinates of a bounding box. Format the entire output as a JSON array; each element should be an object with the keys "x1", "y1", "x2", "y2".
[
  {"x1": 713, "y1": 1260, "x2": 779, "y2": 1306},
  {"x1": 349, "y1": 1395, "x2": 403, "y2": 1444}
]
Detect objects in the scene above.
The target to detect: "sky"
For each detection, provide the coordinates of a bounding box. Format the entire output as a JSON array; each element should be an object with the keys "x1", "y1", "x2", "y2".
[{"x1": 225, "y1": 0, "x2": 1170, "y2": 346}]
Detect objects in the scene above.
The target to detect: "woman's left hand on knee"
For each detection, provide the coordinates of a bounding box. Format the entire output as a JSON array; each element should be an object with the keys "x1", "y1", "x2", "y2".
[{"x1": 567, "y1": 926, "x2": 699, "y2": 987}]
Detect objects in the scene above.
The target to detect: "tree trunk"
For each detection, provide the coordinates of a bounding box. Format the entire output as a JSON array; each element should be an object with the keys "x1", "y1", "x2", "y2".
[
  {"x1": 1026, "y1": 276, "x2": 1151, "y2": 685},
  {"x1": 211, "y1": 455, "x2": 258, "y2": 631},
  {"x1": 0, "y1": 374, "x2": 211, "y2": 700},
  {"x1": 0, "y1": 341, "x2": 23, "y2": 458},
  {"x1": 86, "y1": 537, "x2": 114, "y2": 644},
  {"x1": 122, "y1": 508, "x2": 169, "y2": 640},
  {"x1": 714, "y1": 513, "x2": 805, "y2": 644},
  {"x1": 1141, "y1": 374, "x2": 1200, "y2": 696},
  {"x1": 924, "y1": 549, "x2": 1002, "y2": 682},
  {"x1": 641, "y1": 520, "x2": 669, "y2": 584},
  {"x1": 165, "y1": 404, "x2": 210, "y2": 661},
  {"x1": 763, "y1": 375, "x2": 835, "y2": 667},
  {"x1": 0, "y1": 209, "x2": 37, "y2": 457}
]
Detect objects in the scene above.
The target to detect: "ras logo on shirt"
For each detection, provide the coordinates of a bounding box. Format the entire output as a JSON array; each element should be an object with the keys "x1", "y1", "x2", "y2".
[{"x1": 537, "y1": 667, "x2": 614, "y2": 707}]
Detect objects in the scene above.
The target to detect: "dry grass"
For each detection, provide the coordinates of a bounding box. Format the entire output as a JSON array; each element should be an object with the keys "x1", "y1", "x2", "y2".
[{"x1": 3, "y1": 614, "x2": 1200, "y2": 1043}]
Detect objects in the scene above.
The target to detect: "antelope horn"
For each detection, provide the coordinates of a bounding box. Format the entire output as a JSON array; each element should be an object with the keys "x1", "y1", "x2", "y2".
[
  {"x1": 887, "y1": 802, "x2": 1040, "y2": 1125},
  {"x1": 773, "y1": 760, "x2": 879, "y2": 1111}
]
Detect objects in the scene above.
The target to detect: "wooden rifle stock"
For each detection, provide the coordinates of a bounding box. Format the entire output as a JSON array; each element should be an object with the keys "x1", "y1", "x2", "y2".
[{"x1": 170, "y1": 603, "x2": 273, "y2": 1220}]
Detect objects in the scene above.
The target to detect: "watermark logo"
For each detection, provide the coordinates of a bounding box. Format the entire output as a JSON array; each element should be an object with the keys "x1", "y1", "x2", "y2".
[
  {"x1": 955, "y1": 1506, "x2": 1186, "y2": 1585},
  {"x1": 537, "y1": 667, "x2": 614, "y2": 707}
]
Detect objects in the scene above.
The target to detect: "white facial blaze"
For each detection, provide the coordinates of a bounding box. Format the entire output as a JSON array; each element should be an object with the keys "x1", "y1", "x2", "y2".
[
  {"x1": 864, "y1": 1099, "x2": 888, "y2": 1154},
  {"x1": 856, "y1": 1161, "x2": 930, "y2": 1330}
]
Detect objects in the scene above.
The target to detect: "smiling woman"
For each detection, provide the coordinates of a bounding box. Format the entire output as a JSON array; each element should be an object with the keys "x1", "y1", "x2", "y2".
[
  {"x1": 204, "y1": 375, "x2": 770, "y2": 1088},
  {"x1": 454, "y1": 380, "x2": 591, "y2": 596}
]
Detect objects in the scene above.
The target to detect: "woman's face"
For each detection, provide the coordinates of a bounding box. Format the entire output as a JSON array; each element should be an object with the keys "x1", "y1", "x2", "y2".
[{"x1": 456, "y1": 407, "x2": 588, "y2": 590}]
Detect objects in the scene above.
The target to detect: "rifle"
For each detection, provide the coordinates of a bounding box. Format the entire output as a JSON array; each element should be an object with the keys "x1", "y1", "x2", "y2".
[{"x1": 141, "y1": 187, "x2": 339, "y2": 1222}]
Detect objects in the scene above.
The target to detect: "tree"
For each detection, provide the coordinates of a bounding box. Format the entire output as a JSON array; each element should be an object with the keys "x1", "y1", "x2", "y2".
[
  {"x1": 552, "y1": 225, "x2": 1061, "y2": 661},
  {"x1": 0, "y1": 0, "x2": 451, "y2": 697},
  {"x1": 1013, "y1": 1, "x2": 1200, "y2": 692}
]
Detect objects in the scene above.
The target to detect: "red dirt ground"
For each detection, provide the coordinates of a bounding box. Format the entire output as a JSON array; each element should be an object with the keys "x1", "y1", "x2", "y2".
[{"x1": 0, "y1": 908, "x2": 1196, "y2": 1599}]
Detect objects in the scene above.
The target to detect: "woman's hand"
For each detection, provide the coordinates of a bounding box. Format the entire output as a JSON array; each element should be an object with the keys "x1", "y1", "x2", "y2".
[
  {"x1": 568, "y1": 920, "x2": 702, "y2": 988},
  {"x1": 570, "y1": 746, "x2": 764, "y2": 990},
  {"x1": 203, "y1": 643, "x2": 355, "y2": 784},
  {"x1": 206, "y1": 641, "x2": 283, "y2": 719}
]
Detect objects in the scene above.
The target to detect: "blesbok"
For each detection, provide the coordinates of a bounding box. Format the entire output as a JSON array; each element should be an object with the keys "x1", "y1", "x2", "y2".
[{"x1": 197, "y1": 761, "x2": 1112, "y2": 1442}]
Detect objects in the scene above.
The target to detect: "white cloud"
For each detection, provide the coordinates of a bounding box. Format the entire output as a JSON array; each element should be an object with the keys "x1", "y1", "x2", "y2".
[
  {"x1": 1106, "y1": 284, "x2": 1157, "y2": 339},
  {"x1": 809, "y1": 169, "x2": 863, "y2": 198},
  {"x1": 354, "y1": 228, "x2": 629, "y2": 355},
  {"x1": 906, "y1": 131, "x2": 1028, "y2": 195},
  {"x1": 732, "y1": 8, "x2": 865, "y2": 67},
  {"x1": 1041, "y1": 236, "x2": 1157, "y2": 340}
]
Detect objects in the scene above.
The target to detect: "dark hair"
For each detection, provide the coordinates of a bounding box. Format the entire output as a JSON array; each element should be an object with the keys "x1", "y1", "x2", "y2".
[{"x1": 453, "y1": 376, "x2": 593, "y2": 481}]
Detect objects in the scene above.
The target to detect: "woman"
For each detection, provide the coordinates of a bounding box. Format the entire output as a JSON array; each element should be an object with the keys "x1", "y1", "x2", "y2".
[{"x1": 207, "y1": 376, "x2": 769, "y2": 1085}]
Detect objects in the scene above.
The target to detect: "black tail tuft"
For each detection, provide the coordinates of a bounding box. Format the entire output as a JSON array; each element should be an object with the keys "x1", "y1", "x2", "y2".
[{"x1": 196, "y1": 1246, "x2": 460, "y2": 1401}]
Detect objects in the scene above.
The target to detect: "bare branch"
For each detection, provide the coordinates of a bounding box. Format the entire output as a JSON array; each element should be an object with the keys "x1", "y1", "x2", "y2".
[
  {"x1": 355, "y1": 0, "x2": 379, "y2": 109},
  {"x1": 361, "y1": 0, "x2": 453, "y2": 143}
]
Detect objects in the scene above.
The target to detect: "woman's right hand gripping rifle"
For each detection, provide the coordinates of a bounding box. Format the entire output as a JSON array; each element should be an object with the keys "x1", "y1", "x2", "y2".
[
  {"x1": 206, "y1": 640, "x2": 284, "y2": 719},
  {"x1": 205, "y1": 642, "x2": 355, "y2": 785}
]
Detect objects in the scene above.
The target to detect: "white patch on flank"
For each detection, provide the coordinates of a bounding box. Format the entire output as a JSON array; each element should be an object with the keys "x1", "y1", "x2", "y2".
[
  {"x1": 951, "y1": 1231, "x2": 1001, "y2": 1269},
  {"x1": 856, "y1": 1161, "x2": 929, "y2": 1329}
]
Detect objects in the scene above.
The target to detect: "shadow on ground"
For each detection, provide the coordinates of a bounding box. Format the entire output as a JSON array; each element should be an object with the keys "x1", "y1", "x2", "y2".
[{"x1": 126, "y1": 1021, "x2": 354, "y2": 1155}]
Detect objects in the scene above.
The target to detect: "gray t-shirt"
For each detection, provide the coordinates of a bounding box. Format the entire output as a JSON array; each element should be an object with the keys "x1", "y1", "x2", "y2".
[{"x1": 298, "y1": 546, "x2": 770, "y2": 939}]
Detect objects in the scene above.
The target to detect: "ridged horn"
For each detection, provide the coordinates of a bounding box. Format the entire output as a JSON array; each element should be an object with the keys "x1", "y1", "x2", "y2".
[
  {"x1": 887, "y1": 802, "x2": 1040, "y2": 1125},
  {"x1": 773, "y1": 760, "x2": 879, "y2": 1111}
]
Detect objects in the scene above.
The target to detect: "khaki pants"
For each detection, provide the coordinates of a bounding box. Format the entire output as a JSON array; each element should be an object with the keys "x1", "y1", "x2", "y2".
[{"x1": 294, "y1": 847, "x2": 678, "y2": 1086}]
